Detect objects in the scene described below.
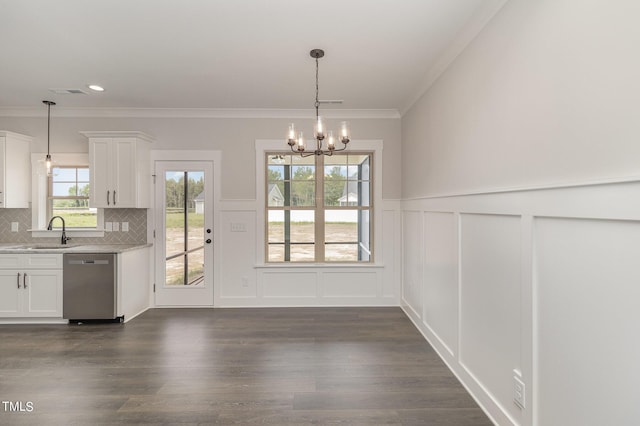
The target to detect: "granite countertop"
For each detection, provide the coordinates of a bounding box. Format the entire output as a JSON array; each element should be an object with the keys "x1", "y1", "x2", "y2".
[{"x1": 0, "y1": 243, "x2": 152, "y2": 254}]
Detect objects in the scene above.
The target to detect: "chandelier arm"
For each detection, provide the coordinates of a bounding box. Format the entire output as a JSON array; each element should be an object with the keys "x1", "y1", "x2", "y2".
[
  {"x1": 288, "y1": 144, "x2": 316, "y2": 158},
  {"x1": 325, "y1": 145, "x2": 347, "y2": 155}
]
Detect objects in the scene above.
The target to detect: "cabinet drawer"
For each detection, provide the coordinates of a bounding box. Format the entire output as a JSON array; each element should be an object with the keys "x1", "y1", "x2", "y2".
[
  {"x1": 0, "y1": 254, "x2": 63, "y2": 269},
  {"x1": 0, "y1": 255, "x2": 22, "y2": 269},
  {"x1": 24, "y1": 254, "x2": 63, "y2": 269}
]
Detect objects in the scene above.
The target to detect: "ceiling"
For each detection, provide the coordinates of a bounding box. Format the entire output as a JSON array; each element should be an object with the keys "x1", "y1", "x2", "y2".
[{"x1": 0, "y1": 0, "x2": 505, "y2": 115}]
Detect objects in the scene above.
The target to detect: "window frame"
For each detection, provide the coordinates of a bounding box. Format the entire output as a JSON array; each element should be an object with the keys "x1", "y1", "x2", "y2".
[
  {"x1": 30, "y1": 153, "x2": 104, "y2": 237},
  {"x1": 256, "y1": 139, "x2": 383, "y2": 266},
  {"x1": 265, "y1": 151, "x2": 373, "y2": 263},
  {"x1": 47, "y1": 165, "x2": 95, "y2": 229}
]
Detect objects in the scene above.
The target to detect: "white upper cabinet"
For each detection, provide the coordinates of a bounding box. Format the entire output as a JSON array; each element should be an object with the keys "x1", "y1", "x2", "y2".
[
  {"x1": 82, "y1": 131, "x2": 153, "y2": 208},
  {"x1": 0, "y1": 131, "x2": 32, "y2": 208}
]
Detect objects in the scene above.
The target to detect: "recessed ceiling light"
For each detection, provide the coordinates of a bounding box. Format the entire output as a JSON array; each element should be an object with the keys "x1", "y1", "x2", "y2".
[{"x1": 87, "y1": 84, "x2": 105, "y2": 92}]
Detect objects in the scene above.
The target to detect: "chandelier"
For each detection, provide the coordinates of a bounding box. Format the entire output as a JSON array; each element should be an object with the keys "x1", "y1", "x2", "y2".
[{"x1": 287, "y1": 49, "x2": 350, "y2": 157}]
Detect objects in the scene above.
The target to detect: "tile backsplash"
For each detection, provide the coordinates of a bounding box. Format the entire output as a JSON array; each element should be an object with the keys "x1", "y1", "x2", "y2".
[{"x1": 0, "y1": 208, "x2": 148, "y2": 244}]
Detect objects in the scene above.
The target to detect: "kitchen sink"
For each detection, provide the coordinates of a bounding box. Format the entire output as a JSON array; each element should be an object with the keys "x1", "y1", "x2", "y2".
[{"x1": 22, "y1": 244, "x2": 78, "y2": 250}]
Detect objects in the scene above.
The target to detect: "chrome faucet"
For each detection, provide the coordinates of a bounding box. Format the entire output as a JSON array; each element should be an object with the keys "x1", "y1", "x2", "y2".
[{"x1": 47, "y1": 216, "x2": 70, "y2": 245}]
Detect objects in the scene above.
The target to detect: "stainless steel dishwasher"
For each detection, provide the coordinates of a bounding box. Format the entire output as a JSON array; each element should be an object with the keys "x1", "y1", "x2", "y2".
[{"x1": 63, "y1": 253, "x2": 119, "y2": 321}]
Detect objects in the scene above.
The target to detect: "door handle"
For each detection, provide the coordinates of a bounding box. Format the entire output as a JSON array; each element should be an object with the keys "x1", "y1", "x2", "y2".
[
  {"x1": 107, "y1": 190, "x2": 110, "y2": 206},
  {"x1": 205, "y1": 239, "x2": 212, "y2": 244},
  {"x1": 206, "y1": 229, "x2": 212, "y2": 234},
  {"x1": 17, "y1": 272, "x2": 21, "y2": 289},
  {"x1": 23, "y1": 273, "x2": 27, "y2": 289},
  {"x1": 113, "y1": 190, "x2": 116, "y2": 205}
]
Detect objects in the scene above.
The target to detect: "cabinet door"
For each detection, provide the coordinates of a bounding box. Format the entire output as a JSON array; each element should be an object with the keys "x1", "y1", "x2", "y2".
[
  {"x1": 89, "y1": 138, "x2": 111, "y2": 208},
  {"x1": 112, "y1": 139, "x2": 136, "y2": 207},
  {"x1": 22, "y1": 270, "x2": 63, "y2": 317},
  {"x1": 0, "y1": 270, "x2": 22, "y2": 317}
]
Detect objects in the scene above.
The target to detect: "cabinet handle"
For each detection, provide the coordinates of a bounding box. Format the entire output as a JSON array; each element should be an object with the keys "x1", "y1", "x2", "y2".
[
  {"x1": 113, "y1": 190, "x2": 116, "y2": 205},
  {"x1": 17, "y1": 272, "x2": 21, "y2": 289},
  {"x1": 23, "y1": 273, "x2": 27, "y2": 289},
  {"x1": 107, "y1": 190, "x2": 110, "y2": 206}
]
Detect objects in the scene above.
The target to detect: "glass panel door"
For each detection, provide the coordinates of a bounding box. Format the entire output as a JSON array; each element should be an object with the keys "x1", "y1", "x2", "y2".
[
  {"x1": 155, "y1": 160, "x2": 213, "y2": 307},
  {"x1": 164, "y1": 171, "x2": 205, "y2": 286}
]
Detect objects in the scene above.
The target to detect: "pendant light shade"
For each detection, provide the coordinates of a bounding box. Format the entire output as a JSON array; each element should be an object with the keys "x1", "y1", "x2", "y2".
[{"x1": 43, "y1": 100, "x2": 56, "y2": 175}]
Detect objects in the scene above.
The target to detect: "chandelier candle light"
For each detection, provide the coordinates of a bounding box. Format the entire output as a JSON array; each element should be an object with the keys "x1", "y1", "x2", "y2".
[
  {"x1": 43, "y1": 100, "x2": 56, "y2": 175},
  {"x1": 287, "y1": 49, "x2": 350, "y2": 156}
]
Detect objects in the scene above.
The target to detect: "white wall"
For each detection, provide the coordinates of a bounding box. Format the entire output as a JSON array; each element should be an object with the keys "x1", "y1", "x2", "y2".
[
  {"x1": 0, "y1": 115, "x2": 401, "y2": 200},
  {"x1": 0, "y1": 114, "x2": 403, "y2": 308},
  {"x1": 402, "y1": 0, "x2": 640, "y2": 199},
  {"x1": 401, "y1": 1, "x2": 640, "y2": 425}
]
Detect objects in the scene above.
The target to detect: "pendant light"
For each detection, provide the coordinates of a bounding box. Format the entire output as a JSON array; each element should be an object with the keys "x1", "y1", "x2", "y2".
[{"x1": 42, "y1": 100, "x2": 56, "y2": 175}]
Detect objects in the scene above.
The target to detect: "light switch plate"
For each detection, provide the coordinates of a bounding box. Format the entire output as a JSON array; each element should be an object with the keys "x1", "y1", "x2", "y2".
[
  {"x1": 11, "y1": 222, "x2": 19, "y2": 232},
  {"x1": 105, "y1": 222, "x2": 113, "y2": 232},
  {"x1": 122, "y1": 222, "x2": 129, "y2": 232},
  {"x1": 230, "y1": 223, "x2": 247, "y2": 232},
  {"x1": 113, "y1": 222, "x2": 120, "y2": 232}
]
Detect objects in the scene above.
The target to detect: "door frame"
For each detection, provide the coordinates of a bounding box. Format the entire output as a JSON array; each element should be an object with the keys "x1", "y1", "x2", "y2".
[{"x1": 149, "y1": 150, "x2": 221, "y2": 307}]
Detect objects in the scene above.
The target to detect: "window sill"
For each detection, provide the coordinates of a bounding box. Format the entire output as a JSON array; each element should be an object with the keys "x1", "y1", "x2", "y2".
[
  {"x1": 254, "y1": 263, "x2": 385, "y2": 269},
  {"x1": 29, "y1": 229, "x2": 106, "y2": 238}
]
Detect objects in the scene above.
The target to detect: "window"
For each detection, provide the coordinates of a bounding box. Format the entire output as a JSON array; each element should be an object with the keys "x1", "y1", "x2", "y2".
[
  {"x1": 266, "y1": 152, "x2": 372, "y2": 263},
  {"x1": 48, "y1": 166, "x2": 97, "y2": 228}
]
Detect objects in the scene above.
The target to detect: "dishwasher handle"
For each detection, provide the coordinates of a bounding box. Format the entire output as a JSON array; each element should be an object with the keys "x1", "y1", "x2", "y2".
[{"x1": 68, "y1": 259, "x2": 111, "y2": 265}]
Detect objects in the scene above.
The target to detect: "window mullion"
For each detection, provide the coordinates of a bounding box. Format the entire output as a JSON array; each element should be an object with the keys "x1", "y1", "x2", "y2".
[
  {"x1": 315, "y1": 155, "x2": 324, "y2": 262},
  {"x1": 284, "y1": 164, "x2": 291, "y2": 262}
]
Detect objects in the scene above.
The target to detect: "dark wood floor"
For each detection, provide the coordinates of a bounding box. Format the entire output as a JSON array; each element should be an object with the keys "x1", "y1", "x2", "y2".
[{"x1": 0, "y1": 308, "x2": 492, "y2": 425}]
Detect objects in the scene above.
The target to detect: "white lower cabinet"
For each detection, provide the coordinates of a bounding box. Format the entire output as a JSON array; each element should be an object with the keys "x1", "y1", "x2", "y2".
[{"x1": 0, "y1": 254, "x2": 63, "y2": 318}]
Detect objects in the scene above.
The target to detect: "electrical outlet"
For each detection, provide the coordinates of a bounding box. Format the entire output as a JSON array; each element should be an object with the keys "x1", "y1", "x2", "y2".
[
  {"x1": 11, "y1": 222, "x2": 19, "y2": 232},
  {"x1": 513, "y1": 373, "x2": 526, "y2": 409},
  {"x1": 113, "y1": 222, "x2": 120, "y2": 232},
  {"x1": 121, "y1": 222, "x2": 129, "y2": 232},
  {"x1": 241, "y1": 277, "x2": 249, "y2": 288},
  {"x1": 105, "y1": 222, "x2": 113, "y2": 232}
]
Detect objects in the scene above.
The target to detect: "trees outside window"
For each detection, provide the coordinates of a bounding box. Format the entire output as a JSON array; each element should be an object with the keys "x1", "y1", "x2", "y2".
[
  {"x1": 266, "y1": 152, "x2": 372, "y2": 263},
  {"x1": 48, "y1": 166, "x2": 96, "y2": 228}
]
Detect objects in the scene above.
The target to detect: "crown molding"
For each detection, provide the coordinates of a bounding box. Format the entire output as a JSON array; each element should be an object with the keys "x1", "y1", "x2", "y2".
[
  {"x1": 399, "y1": 0, "x2": 510, "y2": 115},
  {"x1": 0, "y1": 130, "x2": 33, "y2": 142},
  {"x1": 79, "y1": 131, "x2": 154, "y2": 142},
  {"x1": 0, "y1": 107, "x2": 401, "y2": 120}
]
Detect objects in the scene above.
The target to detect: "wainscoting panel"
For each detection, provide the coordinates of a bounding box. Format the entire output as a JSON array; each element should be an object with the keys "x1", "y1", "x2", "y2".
[
  {"x1": 262, "y1": 271, "x2": 317, "y2": 298},
  {"x1": 423, "y1": 211, "x2": 458, "y2": 357},
  {"x1": 219, "y1": 210, "x2": 257, "y2": 299},
  {"x1": 381, "y1": 208, "x2": 401, "y2": 298},
  {"x1": 402, "y1": 210, "x2": 424, "y2": 318},
  {"x1": 459, "y1": 213, "x2": 522, "y2": 423},
  {"x1": 401, "y1": 180, "x2": 640, "y2": 426},
  {"x1": 323, "y1": 271, "x2": 379, "y2": 298},
  {"x1": 217, "y1": 200, "x2": 400, "y2": 307},
  {"x1": 535, "y1": 217, "x2": 640, "y2": 426}
]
